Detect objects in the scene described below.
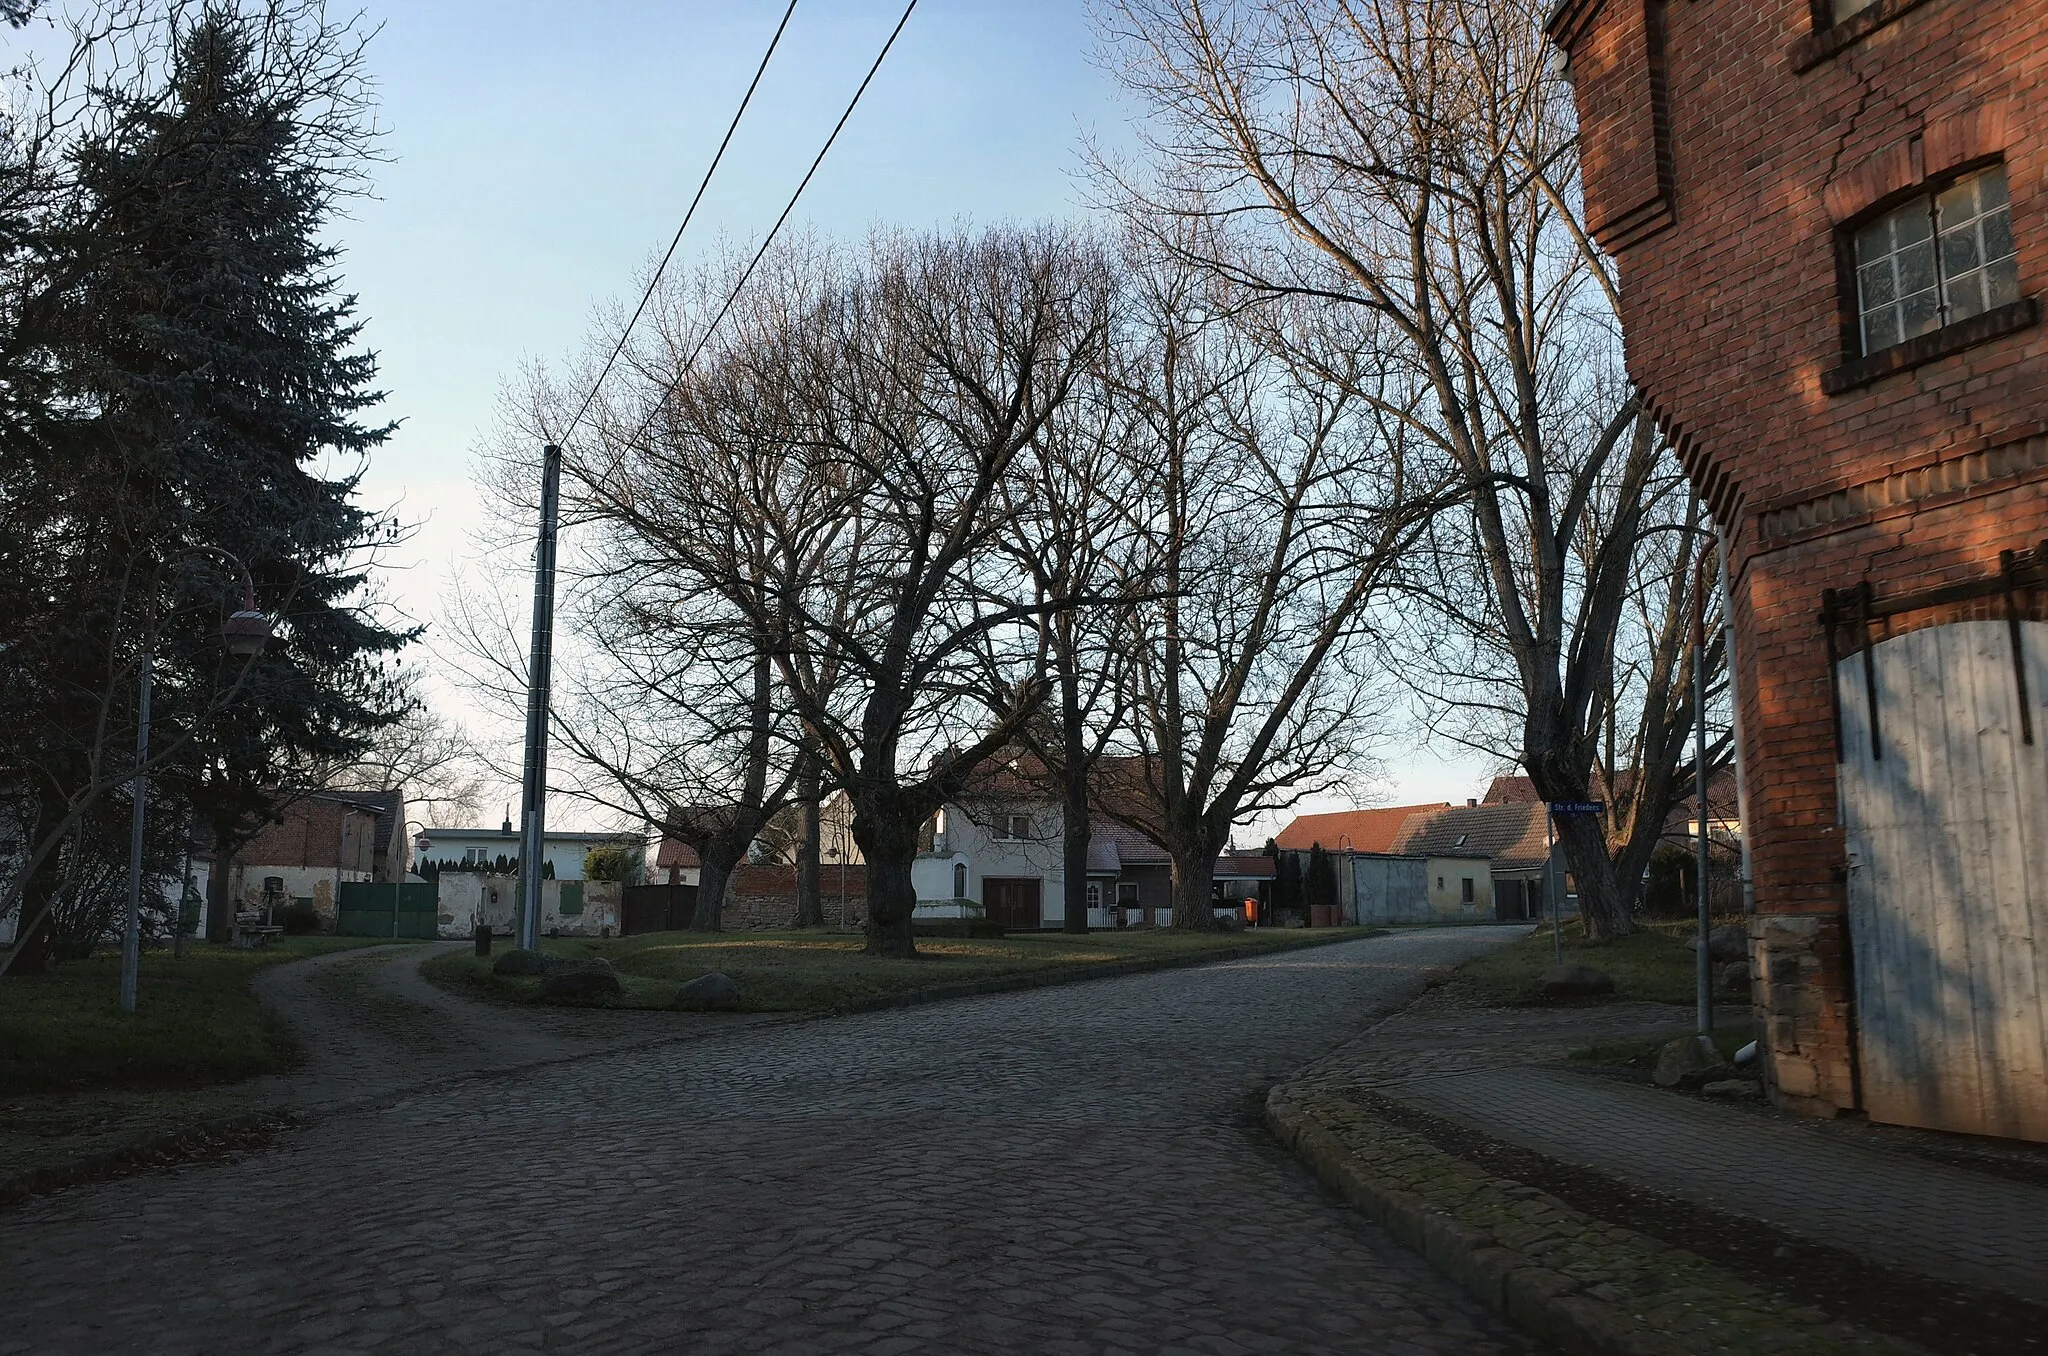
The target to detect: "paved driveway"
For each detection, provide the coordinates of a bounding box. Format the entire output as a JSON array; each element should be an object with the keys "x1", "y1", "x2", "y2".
[{"x1": 2, "y1": 927, "x2": 1545, "y2": 1355}]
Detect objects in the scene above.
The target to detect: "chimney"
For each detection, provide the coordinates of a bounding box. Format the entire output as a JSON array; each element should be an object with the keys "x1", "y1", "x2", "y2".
[
  {"x1": 1466, "y1": 798, "x2": 1478, "y2": 808},
  {"x1": 501, "y1": 804, "x2": 512, "y2": 834}
]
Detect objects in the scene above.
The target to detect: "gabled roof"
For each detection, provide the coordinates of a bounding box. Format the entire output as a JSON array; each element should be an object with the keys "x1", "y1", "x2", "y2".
[
  {"x1": 655, "y1": 839, "x2": 701, "y2": 870},
  {"x1": 1391, "y1": 803, "x2": 1550, "y2": 872},
  {"x1": 1274, "y1": 804, "x2": 1449, "y2": 853}
]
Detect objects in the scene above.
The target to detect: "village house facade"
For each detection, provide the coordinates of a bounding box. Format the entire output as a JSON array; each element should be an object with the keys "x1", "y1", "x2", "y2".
[{"x1": 1549, "y1": 0, "x2": 2048, "y2": 1137}]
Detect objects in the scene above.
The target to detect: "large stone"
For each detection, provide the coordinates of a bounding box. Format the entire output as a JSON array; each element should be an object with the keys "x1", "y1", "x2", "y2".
[
  {"x1": 675, "y1": 971, "x2": 742, "y2": 1011},
  {"x1": 492, "y1": 948, "x2": 552, "y2": 977},
  {"x1": 1538, "y1": 964, "x2": 1614, "y2": 998},
  {"x1": 1719, "y1": 960, "x2": 1752, "y2": 993},
  {"x1": 1653, "y1": 1034, "x2": 1732, "y2": 1089},
  {"x1": 538, "y1": 959, "x2": 622, "y2": 1002},
  {"x1": 1686, "y1": 924, "x2": 1748, "y2": 963}
]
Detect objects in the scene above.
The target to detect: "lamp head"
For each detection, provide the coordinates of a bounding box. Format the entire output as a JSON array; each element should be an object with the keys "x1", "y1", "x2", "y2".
[{"x1": 222, "y1": 609, "x2": 271, "y2": 658}]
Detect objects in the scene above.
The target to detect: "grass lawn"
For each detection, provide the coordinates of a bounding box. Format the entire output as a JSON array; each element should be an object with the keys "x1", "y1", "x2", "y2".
[
  {"x1": 0, "y1": 935, "x2": 379, "y2": 1095},
  {"x1": 0, "y1": 935, "x2": 385, "y2": 1189},
  {"x1": 425, "y1": 925, "x2": 1383, "y2": 1014},
  {"x1": 1570, "y1": 1023, "x2": 1756, "y2": 1071},
  {"x1": 1432, "y1": 916, "x2": 1737, "y2": 1008}
]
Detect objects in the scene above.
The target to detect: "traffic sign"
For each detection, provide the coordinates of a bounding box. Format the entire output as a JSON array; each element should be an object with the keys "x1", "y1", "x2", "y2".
[{"x1": 1547, "y1": 801, "x2": 1605, "y2": 816}]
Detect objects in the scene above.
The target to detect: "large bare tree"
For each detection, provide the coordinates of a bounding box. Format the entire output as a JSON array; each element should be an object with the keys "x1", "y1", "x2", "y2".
[
  {"x1": 1104, "y1": 254, "x2": 1448, "y2": 928},
  {"x1": 1096, "y1": 0, "x2": 1725, "y2": 937},
  {"x1": 569, "y1": 227, "x2": 1114, "y2": 956}
]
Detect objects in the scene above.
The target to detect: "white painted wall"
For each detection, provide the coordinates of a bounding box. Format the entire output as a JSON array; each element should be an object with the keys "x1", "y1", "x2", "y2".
[
  {"x1": 917, "y1": 801, "x2": 1068, "y2": 923},
  {"x1": 417, "y1": 831, "x2": 633, "y2": 882}
]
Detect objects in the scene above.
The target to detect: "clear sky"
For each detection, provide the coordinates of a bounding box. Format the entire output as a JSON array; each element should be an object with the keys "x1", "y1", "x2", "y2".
[{"x1": 17, "y1": 0, "x2": 1498, "y2": 827}]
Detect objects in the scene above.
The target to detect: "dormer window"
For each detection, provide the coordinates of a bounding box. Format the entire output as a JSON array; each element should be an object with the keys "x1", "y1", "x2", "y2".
[{"x1": 1854, "y1": 166, "x2": 2019, "y2": 356}]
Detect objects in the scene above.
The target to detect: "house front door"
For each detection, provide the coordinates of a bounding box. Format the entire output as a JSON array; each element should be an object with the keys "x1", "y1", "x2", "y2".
[{"x1": 983, "y1": 877, "x2": 1043, "y2": 932}]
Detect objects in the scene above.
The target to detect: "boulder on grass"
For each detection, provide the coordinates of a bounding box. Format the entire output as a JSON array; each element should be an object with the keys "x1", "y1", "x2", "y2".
[
  {"x1": 675, "y1": 971, "x2": 741, "y2": 1011},
  {"x1": 1653, "y1": 1034, "x2": 1733, "y2": 1089},
  {"x1": 1686, "y1": 925, "x2": 1748, "y2": 963},
  {"x1": 538, "y1": 959, "x2": 622, "y2": 1002},
  {"x1": 1719, "y1": 959, "x2": 1753, "y2": 993},
  {"x1": 493, "y1": 948, "x2": 551, "y2": 977},
  {"x1": 1538, "y1": 963, "x2": 1615, "y2": 998}
]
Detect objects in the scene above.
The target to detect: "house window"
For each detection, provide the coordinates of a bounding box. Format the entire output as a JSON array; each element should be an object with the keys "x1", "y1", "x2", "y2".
[
  {"x1": 1436, "y1": 876, "x2": 1444, "y2": 890},
  {"x1": 1461, "y1": 877, "x2": 1475, "y2": 904},
  {"x1": 993, "y1": 814, "x2": 1032, "y2": 841},
  {"x1": 1086, "y1": 881, "x2": 1102, "y2": 908},
  {"x1": 1854, "y1": 166, "x2": 2019, "y2": 355},
  {"x1": 1116, "y1": 881, "x2": 1139, "y2": 905},
  {"x1": 953, "y1": 862, "x2": 968, "y2": 898}
]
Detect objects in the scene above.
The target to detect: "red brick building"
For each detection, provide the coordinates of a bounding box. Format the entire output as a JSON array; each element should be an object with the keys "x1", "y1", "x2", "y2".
[{"x1": 1549, "y1": 0, "x2": 2048, "y2": 1139}]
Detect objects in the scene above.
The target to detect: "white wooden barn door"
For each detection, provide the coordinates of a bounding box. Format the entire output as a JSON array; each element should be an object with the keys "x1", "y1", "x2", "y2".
[{"x1": 1837, "y1": 619, "x2": 2048, "y2": 1141}]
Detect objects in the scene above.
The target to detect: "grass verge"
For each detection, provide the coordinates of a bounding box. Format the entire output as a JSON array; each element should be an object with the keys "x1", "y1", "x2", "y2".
[
  {"x1": 0, "y1": 935, "x2": 382, "y2": 1198},
  {"x1": 0, "y1": 935, "x2": 381, "y2": 1093},
  {"x1": 425, "y1": 926, "x2": 1384, "y2": 1013},
  {"x1": 1433, "y1": 916, "x2": 1733, "y2": 1007}
]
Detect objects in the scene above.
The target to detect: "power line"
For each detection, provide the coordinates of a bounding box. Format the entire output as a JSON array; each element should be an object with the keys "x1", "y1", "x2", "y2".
[
  {"x1": 557, "y1": 0, "x2": 800, "y2": 444},
  {"x1": 626, "y1": 0, "x2": 918, "y2": 450}
]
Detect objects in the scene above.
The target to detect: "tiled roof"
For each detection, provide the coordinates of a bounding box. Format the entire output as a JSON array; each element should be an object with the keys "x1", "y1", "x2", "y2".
[
  {"x1": 1391, "y1": 803, "x2": 1550, "y2": 872},
  {"x1": 1215, "y1": 854, "x2": 1276, "y2": 879},
  {"x1": 655, "y1": 839, "x2": 702, "y2": 870},
  {"x1": 1274, "y1": 804, "x2": 1449, "y2": 853}
]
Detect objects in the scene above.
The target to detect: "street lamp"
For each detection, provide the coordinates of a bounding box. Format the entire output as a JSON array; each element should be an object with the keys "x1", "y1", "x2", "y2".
[{"x1": 121, "y1": 552, "x2": 270, "y2": 1014}]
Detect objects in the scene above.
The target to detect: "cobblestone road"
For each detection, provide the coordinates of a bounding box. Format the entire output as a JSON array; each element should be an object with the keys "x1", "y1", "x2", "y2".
[{"x1": 3, "y1": 928, "x2": 1546, "y2": 1356}]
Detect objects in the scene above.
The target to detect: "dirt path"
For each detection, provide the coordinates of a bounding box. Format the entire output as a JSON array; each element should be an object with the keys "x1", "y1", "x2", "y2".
[{"x1": 246, "y1": 943, "x2": 782, "y2": 1112}]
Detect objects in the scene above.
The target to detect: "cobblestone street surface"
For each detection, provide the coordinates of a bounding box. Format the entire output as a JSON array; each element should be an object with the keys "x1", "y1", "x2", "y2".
[{"x1": 2, "y1": 928, "x2": 1546, "y2": 1355}]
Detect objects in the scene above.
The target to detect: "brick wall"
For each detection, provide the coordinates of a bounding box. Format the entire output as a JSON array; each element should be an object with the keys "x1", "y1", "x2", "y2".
[
  {"x1": 238, "y1": 799, "x2": 379, "y2": 877},
  {"x1": 1553, "y1": 0, "x2": 2048, "y2": 1117}
]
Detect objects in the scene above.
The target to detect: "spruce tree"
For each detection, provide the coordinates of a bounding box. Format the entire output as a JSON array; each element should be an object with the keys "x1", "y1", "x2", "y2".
[{"x1": 50, "y1": 8, "x2": 408, "y2": 942}]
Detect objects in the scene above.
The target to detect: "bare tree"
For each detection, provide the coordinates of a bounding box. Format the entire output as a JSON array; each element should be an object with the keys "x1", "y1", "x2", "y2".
[
  {"x1": 576, "y1": 227, "x2": 1113, "y2": 956},
  {"x1": 1104, "y1": 256, "x2": 1449, "y2": 928},
  {"x1": 1095, "y1": 0, "x2": 1724, "y2": 937}
]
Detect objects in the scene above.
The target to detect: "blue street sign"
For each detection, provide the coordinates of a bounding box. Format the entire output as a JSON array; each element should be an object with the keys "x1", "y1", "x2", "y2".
[{"x1": 1548, "y1": 801, "x2": 1605, "y2": 816}]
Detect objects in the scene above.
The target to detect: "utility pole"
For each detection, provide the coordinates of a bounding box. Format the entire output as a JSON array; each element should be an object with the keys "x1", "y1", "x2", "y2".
[
  {"x1": 517, "y1": 443, "x2": 563, "y2": 952},
  {"x1": 1694, "y1": 538, "x2": 1714, "y2": 1037}
]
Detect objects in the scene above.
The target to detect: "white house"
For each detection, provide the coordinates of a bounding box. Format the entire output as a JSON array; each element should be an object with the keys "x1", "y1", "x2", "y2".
[{"x1": 417, "y1": 820, "x2": 644, "y2": 882}]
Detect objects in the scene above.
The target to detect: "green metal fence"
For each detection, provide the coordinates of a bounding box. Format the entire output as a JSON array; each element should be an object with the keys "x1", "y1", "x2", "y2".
[{"x1": 336, "y1": 881, "x2": 439, "y2": 938}]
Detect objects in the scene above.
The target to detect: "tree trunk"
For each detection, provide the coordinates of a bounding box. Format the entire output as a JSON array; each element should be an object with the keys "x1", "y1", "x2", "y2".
[
  {"x1": 850, "y1": 806, "x2": 919, "y2": 958},
  {"x1": 1555, "y1": 813, "x2": 1634, "y2": 940},
  {"x1": 6, "y1": 852, "x2": 61, "y2": 975},
  {"x1": 691, "y1": 849, "x2": 737, "y2": 932},
  {"x1": 1060, "y1": 768, "x2": 1091, "y2": 935},
  {"x1": 206, "y1": 846, "x2": 236, "y2": 943},
  {"x1": 1168, "y1": 839, "x2": 1219, "y2": 930},
  {"x1": 793, "y1": 758, "x2": 823, "y2": 928}
]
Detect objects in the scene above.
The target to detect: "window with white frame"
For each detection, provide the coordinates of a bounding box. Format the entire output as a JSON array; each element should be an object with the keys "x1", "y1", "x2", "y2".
[
  {"x1": 1854, "y1": 166, "x2": 2020, "y2": 355},
  {"x1": 993, "y1": 813, "x2": 1032, "y2": 841},
  {"x1": 1116, "y1": 881, "x2": 1140, "y2": 906}
]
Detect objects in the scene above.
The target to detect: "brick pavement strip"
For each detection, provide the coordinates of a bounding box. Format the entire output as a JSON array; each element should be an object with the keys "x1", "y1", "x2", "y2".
[
  {"x1": 0, "y1": 926, "x2": 1547, "y2": 1355},
  {"x1": 1264, "y1": 1086, "x2": 1929, "y2": 1356}
]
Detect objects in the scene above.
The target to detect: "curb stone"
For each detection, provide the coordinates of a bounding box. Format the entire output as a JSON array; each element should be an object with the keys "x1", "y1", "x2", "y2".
[
  {"x1": 0, "y1": 1107, "x2": 300, "y2": 1211},
  {"x1": 1265, "y1": 1087, "x2": 1920, "y2": 1356}
]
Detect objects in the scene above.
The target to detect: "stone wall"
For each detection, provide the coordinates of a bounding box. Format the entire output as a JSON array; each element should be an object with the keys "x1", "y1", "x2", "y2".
[{"x1": 724, "y1": 865, "x2": 868, "y2": 931}]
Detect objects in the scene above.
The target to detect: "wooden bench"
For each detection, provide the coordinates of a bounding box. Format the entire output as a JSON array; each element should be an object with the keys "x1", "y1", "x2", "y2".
[{"x1": 233, "y1": 912, "x2": 285, "y2": 948}]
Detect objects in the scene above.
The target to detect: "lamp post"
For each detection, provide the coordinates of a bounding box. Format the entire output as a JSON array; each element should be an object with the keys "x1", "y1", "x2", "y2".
[{"x1": 121, "y1": 553, "x2": 270, "y2": 1014}]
